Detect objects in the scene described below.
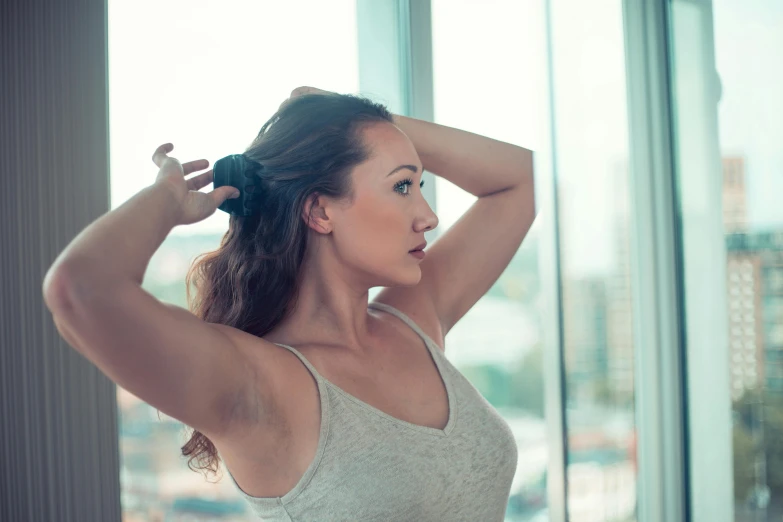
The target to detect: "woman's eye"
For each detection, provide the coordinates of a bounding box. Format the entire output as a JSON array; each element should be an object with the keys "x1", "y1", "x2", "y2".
[{"x1": 394, "y1": 178, "x2": 425, "y2": 196}]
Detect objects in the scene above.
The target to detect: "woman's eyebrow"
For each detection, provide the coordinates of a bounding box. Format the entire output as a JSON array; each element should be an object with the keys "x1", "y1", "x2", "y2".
[{"x1": 386, "y1": 165, "x2": 419, "y2": 177}]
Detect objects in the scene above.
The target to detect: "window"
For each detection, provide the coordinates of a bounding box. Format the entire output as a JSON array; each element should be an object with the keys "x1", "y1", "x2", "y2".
[
  {"x1": 431, "y1": 1, "x2": 548, "y2": 518},
  {"x1": 109, "y1": 1, "x2": 359, "y2": 519},
  {"x1": 670, "y1": 0, "x2": 783, "y2": 519},
  {"x1": 547, "y1": 0, "x2": 638, "y2": 519}
]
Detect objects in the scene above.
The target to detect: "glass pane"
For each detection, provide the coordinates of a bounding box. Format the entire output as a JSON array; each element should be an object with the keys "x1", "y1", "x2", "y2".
[
  {"x1": 671, "y1": 1, "x2": 783, "y2": 520},
  {"x1": 548, "y1": 0, "x2": 638, "y2": 520},
  {"x1": 108, "y1": 1, "x2": 358, "y2": 520},
  {"x1": 431, "y1": 1, "x2": 548, "y2": 520}
]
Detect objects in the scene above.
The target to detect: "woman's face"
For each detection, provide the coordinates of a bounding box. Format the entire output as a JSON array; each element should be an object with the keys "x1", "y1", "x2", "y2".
[{"x1": 328, "y1": 122, "x2": 439, "y2": 287}]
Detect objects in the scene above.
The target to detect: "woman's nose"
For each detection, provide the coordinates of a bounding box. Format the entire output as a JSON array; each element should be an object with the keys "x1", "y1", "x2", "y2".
[{"x1": 418, "y1": 207, "x2": 438, "y2": 232}]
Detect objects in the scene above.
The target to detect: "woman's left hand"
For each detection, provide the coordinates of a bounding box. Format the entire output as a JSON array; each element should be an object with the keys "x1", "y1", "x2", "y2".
[{"x1": 278, "y1": 86, "x2": 333, "y2": 111}]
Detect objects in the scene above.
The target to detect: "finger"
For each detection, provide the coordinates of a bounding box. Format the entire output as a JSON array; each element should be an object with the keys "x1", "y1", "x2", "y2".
[
  {"x1": 186, "y1": 169, "x2": 214, "y2": 192},
  {"x1": 290, "y1": 86, "x2": 309, "y2": 98},
  {"x1": 152, "y1": 143, "x2": 173, "y2": 168},
  {"x1": 293, "y1": 86, "x2": 319, "y2": 97},
  {"x1": 182, "y1": 159, "x2": 210, "y2": 176},
  {"x1": 210, "y1": 186, "x2": 241, "y2": 207}
]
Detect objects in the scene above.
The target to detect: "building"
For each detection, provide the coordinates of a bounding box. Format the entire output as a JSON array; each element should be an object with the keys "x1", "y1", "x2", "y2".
[{"x1": 726, "y1": 231, "x2": 783, "y2": 396}]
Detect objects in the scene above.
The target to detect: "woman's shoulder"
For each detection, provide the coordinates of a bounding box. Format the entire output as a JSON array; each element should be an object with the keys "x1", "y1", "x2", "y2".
[{"x1": 370, "y1": 291, "x2": 445, "y2": 352}]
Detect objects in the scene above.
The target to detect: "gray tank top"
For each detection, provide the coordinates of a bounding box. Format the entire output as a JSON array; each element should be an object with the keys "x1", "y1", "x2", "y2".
[{"x1": 225, "y1": 301, "x2": 518, "y2": 521}]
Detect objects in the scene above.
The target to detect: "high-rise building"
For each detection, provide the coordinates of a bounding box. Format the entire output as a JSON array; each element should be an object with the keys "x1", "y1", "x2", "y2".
[
  {"x1": 722, "y1": 156, "x2": 748, "y2": 232},
  {"x1": 606, "y1": 160, "x2": 634, "y2": 398},
  {"x1": 725, "y1": 248, "x2": 764, "y2": 399},
  {"x1": 725, "y1": 232, "x2": 783, "y2": 397},
  {"x1": 562, "y1": 276, "x2": 610, "y2": 404},
  {"x1": 721, "y1": 155, "x2": 766, "y2": 399},
  {"x1": 562, "y1": 159, "x2": 635, "y2": 406}
]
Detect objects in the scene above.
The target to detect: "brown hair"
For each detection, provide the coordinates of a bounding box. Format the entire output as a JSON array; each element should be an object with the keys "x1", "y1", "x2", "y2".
[{"x1": 176, "y1": 93, "x2": 393, "y2": 479}]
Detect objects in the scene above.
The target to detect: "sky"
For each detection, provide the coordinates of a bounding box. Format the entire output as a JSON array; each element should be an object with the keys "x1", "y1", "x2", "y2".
[
  {"x1": 107, "y1": 0, "x2": 359, "y2": 235},
  {"x1": 713, "y1": 0, "x2": 783, "y2": 230},
  {"x1": 431, "y1": 0, "x2": 547, "y2": 236},
  {"x1": 108, "y1": 0, "x2": 782, "y2": 278}
]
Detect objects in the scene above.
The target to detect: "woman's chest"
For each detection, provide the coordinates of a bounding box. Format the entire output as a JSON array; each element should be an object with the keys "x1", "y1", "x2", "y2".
[{"x1": 301, "y1": 334, "x2": 450, "y2": 431}]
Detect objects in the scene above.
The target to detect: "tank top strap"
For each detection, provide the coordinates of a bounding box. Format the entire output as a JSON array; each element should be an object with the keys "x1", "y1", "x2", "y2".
[
  {"x1": 367, "y1": 301, "x2": 442, "y2": 355},
  {"x1": 272, "y1": 342, "x2": 325, "y2": 383}
]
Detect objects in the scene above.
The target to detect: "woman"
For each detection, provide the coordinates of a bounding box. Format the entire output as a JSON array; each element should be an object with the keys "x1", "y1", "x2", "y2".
[{"x1": 43, "y1": 87, "x2": 537, "y2": 521}]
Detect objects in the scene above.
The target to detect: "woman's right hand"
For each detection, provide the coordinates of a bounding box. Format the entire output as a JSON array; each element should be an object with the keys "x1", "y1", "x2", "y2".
[{"x1": 152, "y1": 143, "x2": 240, "y2": 226}]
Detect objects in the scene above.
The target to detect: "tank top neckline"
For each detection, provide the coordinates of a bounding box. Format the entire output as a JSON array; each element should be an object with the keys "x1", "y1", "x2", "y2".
[{"x1": 272, "y1": 301, "x2": 457, "y2": 438}]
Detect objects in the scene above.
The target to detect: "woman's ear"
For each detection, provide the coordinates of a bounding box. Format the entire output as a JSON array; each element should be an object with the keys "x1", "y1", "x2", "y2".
[{"x1": 302, "y1": 193, "x2": 332, "y2": 234}]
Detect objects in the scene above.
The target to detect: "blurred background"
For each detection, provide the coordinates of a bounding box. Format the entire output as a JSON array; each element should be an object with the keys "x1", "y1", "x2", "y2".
[{"x1": 2, "y1": 0, "x2": 781, "y2": 521}]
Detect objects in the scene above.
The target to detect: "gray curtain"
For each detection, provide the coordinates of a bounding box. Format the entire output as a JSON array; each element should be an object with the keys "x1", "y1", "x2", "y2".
[{"x1": 1, "y1": 1, "x2": 121, "y2": 521}]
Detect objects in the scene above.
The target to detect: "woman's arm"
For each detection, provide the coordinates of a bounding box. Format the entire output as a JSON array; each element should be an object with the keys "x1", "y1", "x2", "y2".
[
  {"x1": 377, "y1": 114, "x2": 537, "y2": 338},
  {"x1": 392, "y1": 114, "x2": 533, "y2": 198},
  {"x1": 283, "y1": 87, "x2": 533, "y2": 198},
  {"x1": 43, "y1": 145, "x2": 235, "y2": 299},
  {"x1": 41, "y1": 182, "x2": 267, "y2": 441},
  {"x1": 43, "y1": 181, "x2": 182, "y2": 300},
  {"x1": 41, "y1": 148, "x2": 262, "y2": 441}
]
